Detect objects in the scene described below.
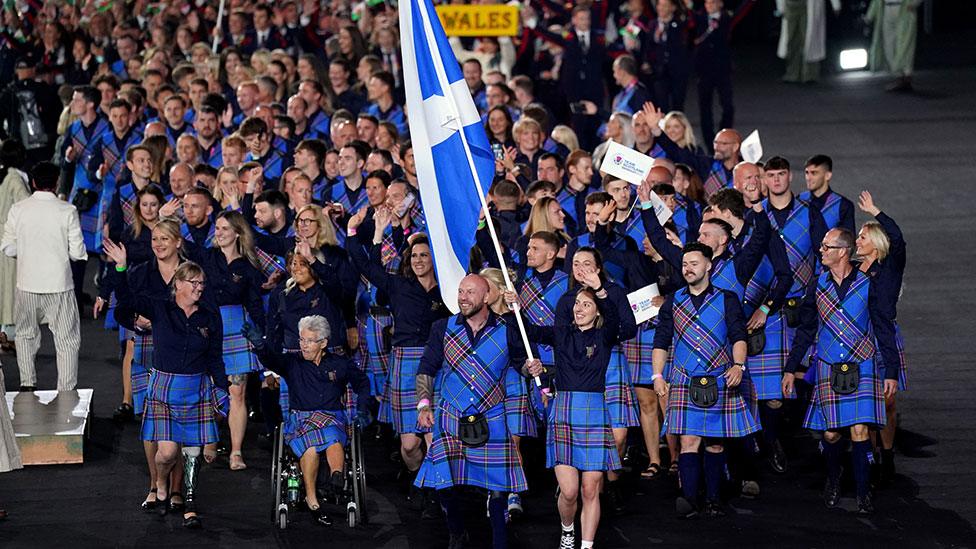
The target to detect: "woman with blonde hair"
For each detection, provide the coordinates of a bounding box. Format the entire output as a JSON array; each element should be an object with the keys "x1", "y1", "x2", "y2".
[
  {"x1": 212, "y1": 166, "x2": 243, "y2": 212},
  {"x1": 550, "y1": 125, "x2": 580, "y2": 153},
  {"x1": 855, "y1": 190, "x2": 908, "y2": 486},
  {"x1": 592, "y1": 112, "x2": 634, "y2": 171},
  {"x1": 663, "y1": 111, "x2": 700, "y2": 153},
  {"x1": 181, "y1": 211, "x2": 266, "y2": 471},
  {"x1": 515, "y1": 197, "x2": 571, "y2": 270}
]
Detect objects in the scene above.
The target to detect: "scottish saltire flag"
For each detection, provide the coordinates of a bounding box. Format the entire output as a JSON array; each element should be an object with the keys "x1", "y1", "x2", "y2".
[{"x1": 399, "y1": 0, "x2": 496, "y2": 313}]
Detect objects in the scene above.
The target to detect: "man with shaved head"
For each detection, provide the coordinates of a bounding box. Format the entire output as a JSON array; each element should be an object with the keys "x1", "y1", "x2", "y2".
[
  {"x1": 733, "y1": 161, "x2": 764, "y2": 208},
  {"x1": 415, "y1": 273, "x2": 530, "y2": 548},
  {"x1": 642, "y1": 102, "x2": 742, "y2": 197}
]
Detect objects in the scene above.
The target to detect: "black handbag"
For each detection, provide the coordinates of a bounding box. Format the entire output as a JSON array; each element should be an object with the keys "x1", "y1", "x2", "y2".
[
  {"x1": 829, "y1": 362, "x2": 860, "y2": 395},
  {"x1": 71, "y1": 188, "x2": 98, "y2": 212},
  {"x1": 782, "y1": 298, "x2": 801, "y2": 328},
  {"x1": 458, "y1": 413, "x2": 490, "y2": 448},
  {"x1": 747, "y1": 327, "x2": 766, "y2": 356},
  {"x1": 689, "y1": 375, "x2": 719, "y2": 408}
]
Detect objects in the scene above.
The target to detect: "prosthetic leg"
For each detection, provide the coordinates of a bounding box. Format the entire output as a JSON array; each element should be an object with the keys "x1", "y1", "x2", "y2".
[{"x1": 182, "y1": 446, "x2": 202, "y2": 528}]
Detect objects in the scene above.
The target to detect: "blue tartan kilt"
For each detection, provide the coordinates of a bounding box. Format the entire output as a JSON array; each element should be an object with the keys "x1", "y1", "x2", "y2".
[
  {"x1": 361, "y1": 313, "x2": 393, "y2": 396},
  {"x1": 415, "y1": 402, "x2": 527, "y2": 492},
  {"x1": 389, "y1": 346, "x2": 429, "y2": 435},
  {"x1": 622, "y1": 321, "x2": 659, "y2": 385},
  {"x1": 141, "y1": 370, "x2": 229, "y2": 445},
  {"x1": 284, "y1": 409, "x2": 347, "y2": 457},
  {"x1": 747, "y1": 312, "x2": 794, "y2": 401},
  {"x1": 130, "y1": 331, "x2": 153, "y2": 414},
  {"x1": 219, "y1": 305, "x2": 260, "y2": 376},
  {"x1": 605, "y1": 348, "x2": 639, "y2": 428},
  {"x1": 875, "y1": 322, "x2": 909, "y2": 391},
  {"x1": 664, "y1": 366, "x2": 760, "y2": 438},
  {"x1": 547, "y1": 391, "x2": 621, "y2": 472},
  {"x1": 804, "y1": 358, "x2": 885, "y2": 431},
  {"x1": 504, "y1": 366, "x2": 538, "y2": 438}
]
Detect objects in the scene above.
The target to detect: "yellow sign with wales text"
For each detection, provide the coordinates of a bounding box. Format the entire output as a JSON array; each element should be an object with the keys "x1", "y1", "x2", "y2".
[{"x1": 435, "y1": 5, "x2": 519, "y2": 37}]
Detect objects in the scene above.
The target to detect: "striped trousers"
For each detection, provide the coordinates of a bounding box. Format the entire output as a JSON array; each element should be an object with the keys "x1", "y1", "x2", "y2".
[{"x1": 14, "y1": 289, "x2": 80, "y2": 391}]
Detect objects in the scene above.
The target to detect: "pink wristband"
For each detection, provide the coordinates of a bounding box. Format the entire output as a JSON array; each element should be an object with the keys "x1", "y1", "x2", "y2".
[
  {"x1": 417, "y1": 398, "x2": 430, "y2": 410},
  {"x1": 348, "y1": 228, "x2": 358, "y2": 236}
]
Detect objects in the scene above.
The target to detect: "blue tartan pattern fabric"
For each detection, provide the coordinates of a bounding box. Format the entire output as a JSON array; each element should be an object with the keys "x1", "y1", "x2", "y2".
[
  {"x1": 605, "y1": 347, "x2": 639, "y2": 428},
  {"x1": 518, "y1": 269, "x2": 568, "y2": 366},
  {"x1": 284, "y1": 409, "x2": 347, "y2": 457},
  {"x1": 622, "y1": 321, "x2": 658, "y2": 385},
  {"x1": 504, "y1": 365, "x2": 538, "y2": 438},
  {"x1": 711, "y1": 252, "x2": 744, "y2": 302},
  {"x1": 66, "y1": 117, "x2": 112, "y2": 252},
  {"x1": 546, "y1": 391, "x2": 621, "y2": 472},
  {"x1": 764, "y1": 197, "x2": 815, "y2": 298},
  {"x1": 803, "y1": 270, "x2": 885, "y2": 430},
  {"x1": 140, "y1": 370, "x2": 229, "y2": 445},
  {"x1": 130, "y1": 330, "x2": 153, "y2": 413},
  {"x1": 872, "y1": 320, "x2": 908, "y2": 391},
  {"x1": 703, "y1": 161, "x2": 732, "y2": 197},
  {"x1": 664, "y1": 288, "x2": 758, "y2": 438},
  {"x1": 746, "y1": 311, "x2": 793, "y2": 401},
  {"x1": 414, "y1": 401, "x2": 528, "y2": 492},
  {"x1": 389, "y1": 346, "x2": 430, "y2": 434},
  {"x1": 800, "y1": 190, "x2": 841, "y2": 230},
  {"x1": 219, "y1": 305, "x2": 261, "y2": 375}
]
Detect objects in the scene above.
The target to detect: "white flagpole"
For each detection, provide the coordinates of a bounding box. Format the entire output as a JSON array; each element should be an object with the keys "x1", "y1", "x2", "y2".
[
  {"x1": 414, "y1": 4, "x2": 543, "y2": 390},
  {"x1": 212, "y1": 0, "x2": 227, "y2": 53}
]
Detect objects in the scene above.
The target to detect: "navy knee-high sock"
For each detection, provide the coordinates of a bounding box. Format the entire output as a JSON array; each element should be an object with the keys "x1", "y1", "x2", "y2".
[
  {"x1": 678, "y1": 452, "x2": 701, "y2": 501},
  {"x1": 760, "y1": 403, "x2": 782, "y2": 445},
  {"x1": 488, "y1": 493, "x2": 508, "y2": 549},
  {"x1": 438, "y1": 488, "x2": 464, "y2": 536},
  {"x1": 822, "y1": 438, "x2": 843, "y2": 482},
  {"x1": 851, "y1": 440, "x2": 874, "y2": 497},
  {"x1": 703, "y1": 450, "x2": 726, "y2": 502}
]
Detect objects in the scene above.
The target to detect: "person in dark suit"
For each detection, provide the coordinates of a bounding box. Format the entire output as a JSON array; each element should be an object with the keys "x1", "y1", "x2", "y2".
[
  {"x1": 252, "y1": 5, "x2": 289, "y2": 52},
  {"x1": 541, "y1": 6, "x2": 609, "y2": 152},
  {"x1": 649, "y1": 0, "x2": 693, "y2": 113},
  {"x1": 693, "y1": 0, "x2": 757, "y2": 151}
]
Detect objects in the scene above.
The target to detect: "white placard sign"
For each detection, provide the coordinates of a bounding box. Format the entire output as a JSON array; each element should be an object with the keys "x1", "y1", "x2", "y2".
[
  {"x1": 627, "y1": 283, "x2": 661, "y2": 324},
  {"x1": 740, "y1": 130, "x2": 763, "y2": 163},
  {"x1": 600, "y1": 140, "x2": 672, "y2": 225}
]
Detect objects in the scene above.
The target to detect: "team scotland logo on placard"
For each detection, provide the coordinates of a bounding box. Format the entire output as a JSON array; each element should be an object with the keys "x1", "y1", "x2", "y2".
[{"x1": 613, "y1": 154, "x2": 624, "y2": 166}]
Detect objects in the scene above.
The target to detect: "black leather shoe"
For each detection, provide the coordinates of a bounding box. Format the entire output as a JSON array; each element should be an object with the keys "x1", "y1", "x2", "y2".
[
  {"x1": 421, "y1": 491, "x2": 442, "y2": 520},
  {"x1": 767, "y1": 440, "x2": 788, "y2": 474},
  {"x1": 606, "y1": 484, "x2": 626, "y2": 516},
  {"x1": 703, "y1": 500, "x2": 726, "y2": 518},
  {"x1": 857, "y1": 493, "x2": 875, "y2": 515},
  {"x1": 823, "y1": 478, "x2": 841, "y2": 509},
  {"x1": 675, "y1": 496, "x2": 698, "y2": 519}
]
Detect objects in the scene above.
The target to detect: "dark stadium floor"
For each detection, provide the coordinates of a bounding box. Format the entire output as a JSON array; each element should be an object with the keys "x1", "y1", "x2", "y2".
[{"x1": 2, "y1": 41, "x2": 976, "y2": 548}]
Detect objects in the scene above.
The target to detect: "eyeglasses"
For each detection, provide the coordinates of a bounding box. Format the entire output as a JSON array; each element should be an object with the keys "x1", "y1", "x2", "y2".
[
  {"x1": 298, "y1": 337, "x2": 325, "y2": 345},
  {"x1": 819, "y1": 243, "x2": 847, "y2": 251},
  {"x1": 182, "y1": 279, "x2": 206, "y2": 288},
  {"x1": 296, "y1": 218, "x2": 319, "y2": 225}
]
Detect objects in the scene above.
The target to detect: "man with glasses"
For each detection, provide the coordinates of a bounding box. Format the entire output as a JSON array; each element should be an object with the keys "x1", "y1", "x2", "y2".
[
  {"x1": 782, "y1": 228, "x2": 900, "y2": 515},
  {"x1": 640, "y1": 102, "x2": 742, "y2": 198}
]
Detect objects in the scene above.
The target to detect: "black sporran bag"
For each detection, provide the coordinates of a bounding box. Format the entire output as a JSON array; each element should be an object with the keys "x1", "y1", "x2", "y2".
[
  {"x1": 689, "y1": 375, "x2": 719, "y2": 408},
  {"x1": 71, "y1": 188, "x2": 98, "y2": 212},
  {"x1": 458, "y1": 413, "x2": 490, "y2": 448},
  {"x1": 782, "y1": 298, "x2": 802, "y2": 328},
  {"x1": 829, "y1": 362, "x2": 860, "y2": 395},
  {"x1": 746, "y1": 327, "x2": 766, "y2": 356}
]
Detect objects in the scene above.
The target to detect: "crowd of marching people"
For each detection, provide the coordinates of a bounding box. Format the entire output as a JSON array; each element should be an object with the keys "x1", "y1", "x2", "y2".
[{"x1": 0, "y1": 1, "x2": 913, "y2": 547}]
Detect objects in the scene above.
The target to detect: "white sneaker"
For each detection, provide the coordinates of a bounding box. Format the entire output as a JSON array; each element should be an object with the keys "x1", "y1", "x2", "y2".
[
  {"x1": 507, "y1": 493, "x2": 523, "y2": 517},
  {"x1": 559, "y1": 529, "x2": 575, "y2": 549}
]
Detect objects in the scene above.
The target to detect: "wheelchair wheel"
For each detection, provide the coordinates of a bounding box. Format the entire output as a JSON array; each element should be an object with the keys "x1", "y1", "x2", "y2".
[
  {"x1": 347, "y1": 501, "x2": 358, "y2": 528},
  {"x1": 271, "y1": 425, "x2": 284, "y2": 524},
  {"x1": 350, "y1": 424, "x2": 368, "y2": 525},
  {"x1": 277, "y1": 505, "x2": 288, "y2": 530}
]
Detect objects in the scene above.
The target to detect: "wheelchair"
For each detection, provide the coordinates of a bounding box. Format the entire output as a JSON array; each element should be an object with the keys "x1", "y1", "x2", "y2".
[{"x1": 270, "y1": 418, "x2": 368, "y2": 530}]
